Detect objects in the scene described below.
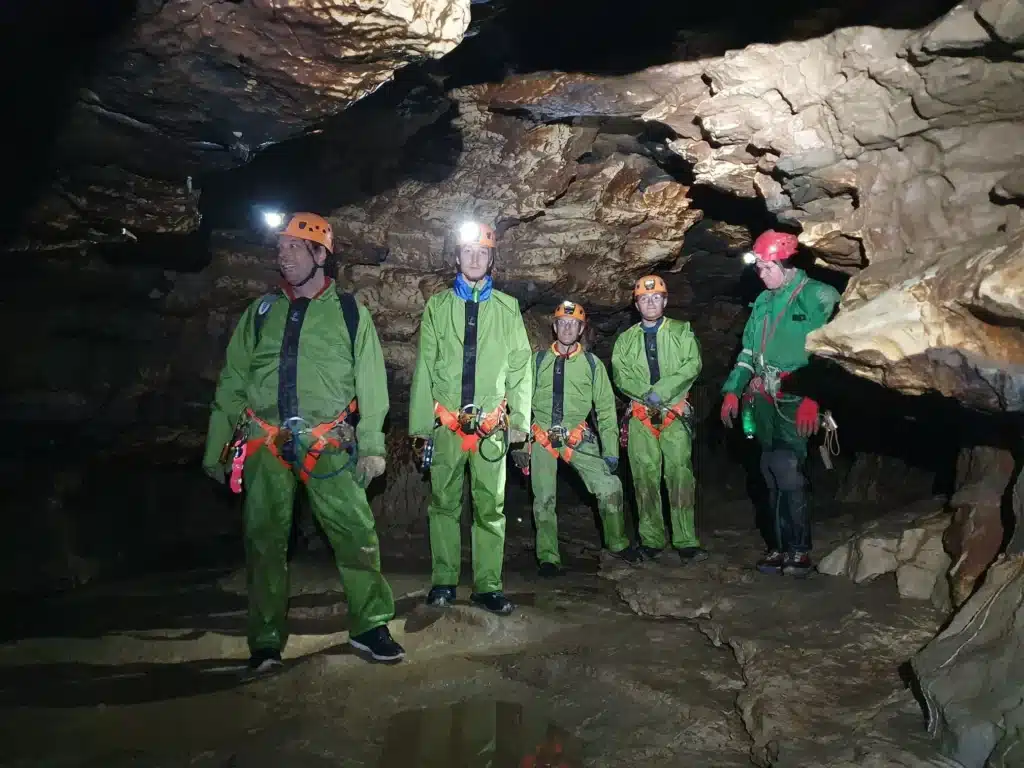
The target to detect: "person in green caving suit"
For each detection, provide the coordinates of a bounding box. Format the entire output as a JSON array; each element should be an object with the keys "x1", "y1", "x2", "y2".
[
  {"x1": 202, "y1": 212, "x2": 402, "y2": 671},
  {"x1": 720, "y1": 230, "x2": 841, "y2": 577},
  {"x1": 612, "y1": 274, "x2": 706, "y2": 565},
  {"x1": 409, "y1": 220, "x2": 532, "y2": 616},
  {"x1": 514, "y1": 300, "x2": 642, "y2": 577}
]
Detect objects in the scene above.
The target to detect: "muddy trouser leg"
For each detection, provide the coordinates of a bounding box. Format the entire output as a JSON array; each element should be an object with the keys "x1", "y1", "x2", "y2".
[
  {"x1": 427, "y1": 427, "x2": 470, "y2": 588},
  {"x1": 468, "y1": 430, "x2": 508, "y2": 593},
  {"x1": 569, "y1": 445, "x2": 629, "y2": 553},
  {"x1": 627, "y1": 417, "x2": 666, "y2": 550},
  {"x1": 305, "y1": 450, "x2": 396, "y2": 638},
  {"x1": 660, "y1": 419, "x2": 699, "y2": 550},
  {"x1": 242, "y1": 447, "x2": 297, "y2": 654},
  {"x1": 530, "y1": 445, "x2": 561, "y2": 566}
]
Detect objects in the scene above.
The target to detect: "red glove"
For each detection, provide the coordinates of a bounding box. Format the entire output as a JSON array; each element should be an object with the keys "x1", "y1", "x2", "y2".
[
  {"x1": 795, "y1": 397, "x2": 820, "y2": 437},
  {"x1": 721, "y1": 393, "x2": 740, "y2": 427}
]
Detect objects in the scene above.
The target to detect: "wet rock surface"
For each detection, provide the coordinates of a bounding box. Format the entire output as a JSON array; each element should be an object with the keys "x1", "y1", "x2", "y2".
[{"x1": 0, "y1": 511, "x2": 952, "y2": 768}]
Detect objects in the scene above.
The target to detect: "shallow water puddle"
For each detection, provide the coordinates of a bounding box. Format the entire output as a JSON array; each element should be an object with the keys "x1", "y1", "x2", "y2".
[{"x1": 377, "y1": 699, "x2": 582, "y2": 768}]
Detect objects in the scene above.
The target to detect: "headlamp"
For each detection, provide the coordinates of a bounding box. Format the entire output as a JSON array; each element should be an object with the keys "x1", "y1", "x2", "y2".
[
  {"x1": 459, "y1": 221, "x2": 481, "y2": 245},
  {"x1": 742, "y1": 251, "x2": 758, "y2": 265},
  {"x1": 262, "y1": 210, "x2": 285, "y2": 230}
]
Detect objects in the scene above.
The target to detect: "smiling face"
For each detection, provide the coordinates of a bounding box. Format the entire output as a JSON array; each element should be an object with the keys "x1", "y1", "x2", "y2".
[
  {"x1": 754, "y1": 259, "x2": 788, "y2": 290},
  {"x1": 457, "y1": 243, "x2": 492, "y2": 282},
  {"x1": 635, "y1": 291, "x2": 667, "y2": 322},
  {"x1": 277, "y1": 235, "x2": 324, "y2": 285}
]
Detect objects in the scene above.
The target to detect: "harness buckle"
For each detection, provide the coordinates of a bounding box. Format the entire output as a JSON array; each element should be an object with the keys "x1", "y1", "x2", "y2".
[
  {"x1": 647, "y1": 406, "x2": 663, "y2": 426},
  {"x1": 547, "y1": 425, "x2": 568, "y2": 448},
  {"x1": 458, "y1": 404, "x2": 482, "y2": 433}
]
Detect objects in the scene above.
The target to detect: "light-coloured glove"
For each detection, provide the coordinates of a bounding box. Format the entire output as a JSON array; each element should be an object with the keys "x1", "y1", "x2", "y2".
[
  {"x1": 356, "y1": 455, "x2": 386, "y2": 486},
  {"x1": 508, "y1": 429, "x2": 529, "y2": 445},
  {"x1": 203, "y1": 463, "x2": 226, "y2": 485}
]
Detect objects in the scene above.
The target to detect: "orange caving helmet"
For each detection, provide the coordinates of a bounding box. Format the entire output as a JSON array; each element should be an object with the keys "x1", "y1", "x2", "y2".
[
  {"x1": 633, "y1": 274, "x2": 667, "y2": 298},
  {"x1": 458, "y1": 221, "x2": 497, "y2": 249},
  {"x1": 554, "y1": 300, "x2": 586, "y2": 323},
  {"x1": 283, "y1": 212, "x2": 334, "y2": 253}
]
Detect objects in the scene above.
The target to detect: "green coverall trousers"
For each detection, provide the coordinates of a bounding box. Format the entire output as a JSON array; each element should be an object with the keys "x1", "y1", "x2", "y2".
[
  {"x1": 529, "y1": 442, "x2": 629, "y2": 565},
  {"x1": 427, "y1": 427, "x2": 507, "y2": 592},
  {"x1": 243, "y1": 445, "x2": 395, "y2": 653},
  {"x1": 627, "y1": 415, "x2": 699, "y2": 550}
]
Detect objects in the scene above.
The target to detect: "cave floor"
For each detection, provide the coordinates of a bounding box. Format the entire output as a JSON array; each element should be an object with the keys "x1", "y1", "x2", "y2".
[{"x1": 0, "y1": 504, "x2": 953, "y2": 768}]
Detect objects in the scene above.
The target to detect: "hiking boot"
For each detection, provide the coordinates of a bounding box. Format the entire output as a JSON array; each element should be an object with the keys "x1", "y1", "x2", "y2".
[
  {"x1": 611, "y1": 545, "x2": 644, "y2": 564},
  {"x1": 756, "y1": 550, "x2": 785, "y2": 575},
  {"x1": 470, "y1": 591, "x2": 515, "y2": 616},
  {"x1": 677, "y1": 546, "x2": 709, "y2": 564},
  {"x1": 538, "y1": 562, "x2": 561, "y2": 579},
  {"x1": 349, "y1": 625, "x2": 405, "y2": 663},
  {"x1": 426, "y1": 585, "x2": 456, "y2": 607},
  {"x1": 639, "y1": 545, "x2": 663, "y2": 560},
  {"x1": 783, "y1": 552, "x2": 813, "y2": 578},
  {"x1": 247, "y1": 648, "x2": 283, "y2": 674}
]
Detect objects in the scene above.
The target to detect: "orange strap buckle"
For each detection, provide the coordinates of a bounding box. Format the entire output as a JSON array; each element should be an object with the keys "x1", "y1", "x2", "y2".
[
  {"x1": 245, "y1": 398, "x2": 358, "y2": 483},
  {"x1": 631, "y1": 395, "x2": 689, "y2": 439},
  {"x1": 434, "y1": 400, "x2": 507, "y2": 453},
  {"x1": 530, "y1": 421, "x2": 589, "y2": 462}
]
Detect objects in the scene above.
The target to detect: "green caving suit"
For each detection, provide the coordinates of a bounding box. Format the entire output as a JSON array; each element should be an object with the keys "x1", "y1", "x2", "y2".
[
  {"x1": 721, "y1": 270, "x2": 841, "y2": 458},
  {"x1": 612, "y1": 317, "x2": 702, "y2": 551},
  {"x1": 409, "y1": 281, "x2": 532, "y2": 593},
  {"x1": 721, "y1": 269, "x2": 841, "y2": 555},
  {"x1": 203, "y1": 280, "x2": 396, "y2": 653},
  {"x1": 530, "y1": 344, "x2": 629, "y2": 566}
]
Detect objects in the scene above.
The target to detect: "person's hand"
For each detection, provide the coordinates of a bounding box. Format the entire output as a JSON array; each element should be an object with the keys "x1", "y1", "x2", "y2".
[
  {"x1": 644, "y1": 391, "x2": 662, "y2": 407},
  {"x1": 795, "y1": 398, "x2": 820, "y2": 438},
  {"x1": 603, "y1": 457, "x2": 619, "y2": 473},
  {"x1": 721, "y1": 393, "x2": 740, "y2": 427},
  {"x1": 356, "y1": 455, "x2": 386, "y2": 486},
  {"x1": 203, "y1": 464, "x2": 226, "y2": 485},
  {"x1": 508, "y1": 429, "x2": 529, "y2": 445}
]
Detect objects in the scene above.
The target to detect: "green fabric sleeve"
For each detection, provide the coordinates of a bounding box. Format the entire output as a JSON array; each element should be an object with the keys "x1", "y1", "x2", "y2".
[
  {"x1": 651, "y1": 322, "x2": 702, "y2": 404},
  {"x1": 611, "y1": 329, "x2": 649, "y2": 402},
  {"x1": 592, "y1": 358, "x2": 619, "y2": 460},
  {"x1": 722, "y1": 307, "x2": 759, "y2": 396},
  {"x1": 408, "y1": 298, "x2": 438, "y2": 438},
  {"x1": 203, "y1": 301, "x2": 258, "y2": 469},
  {"x1": 504, "y1": 301, "x2": 533, "y2": 433},
  {"x1": 352, "y1": 302, "x2": 389, "y2": 457}
]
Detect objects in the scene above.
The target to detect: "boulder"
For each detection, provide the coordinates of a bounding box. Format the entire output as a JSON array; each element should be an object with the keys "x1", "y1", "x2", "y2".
[
  {"x1": 912, "y1": 554, "x2": 1024, "y2": 767},
  {"x1": 818, "y1": 501, "x2": 954, "y2": 608}
]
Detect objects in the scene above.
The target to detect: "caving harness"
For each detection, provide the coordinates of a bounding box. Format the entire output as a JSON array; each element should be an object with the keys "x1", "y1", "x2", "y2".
[
  {"x1": 427, "y1": 278, "x2": 512, "y2": 465},
  {"x1": 515, "y1": 345, "x2": 602, "y2": 476},
  {"x1": 220, "y1": 287, "x2": 363, "y2": 493},
  {"x1": 737, "y1": 275, "x2": 840, "y2": 465},
  {"x1": 621, "y1": 319, "x2": 696, "y2": 446}
]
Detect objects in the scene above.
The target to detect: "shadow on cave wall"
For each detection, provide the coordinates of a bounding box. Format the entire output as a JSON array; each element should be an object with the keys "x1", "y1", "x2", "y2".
[{"x1": 0, "y1": 0, "x2": 139, "y2": 246}]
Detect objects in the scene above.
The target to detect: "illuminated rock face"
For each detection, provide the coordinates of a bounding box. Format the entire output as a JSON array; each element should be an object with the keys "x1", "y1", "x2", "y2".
[{"x1": 9, "y1": 0, "x2": 471, "y2": 250}]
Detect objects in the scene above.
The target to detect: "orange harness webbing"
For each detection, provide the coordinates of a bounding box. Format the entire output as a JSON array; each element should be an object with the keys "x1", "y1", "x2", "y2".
[
  {"x1": 244, "y1": 398, "x2": 357, "y2": 483},
  {"x1": 434, "y1": 399, "x2": 507, "y2": 453},
  {"x1": 630, "y1": 395, "x2": 689, "y2": 439},
  {"x1": 530, "y1": 421, "x2": 589, "y2": 462}
]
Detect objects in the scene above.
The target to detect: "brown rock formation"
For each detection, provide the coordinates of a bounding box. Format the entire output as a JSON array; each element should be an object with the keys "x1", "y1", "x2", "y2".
[
  {"x1": 479, "y1": 1, "x2": 1024, "y2": 412},
  {"x1": 8, "y1": 0, "x2": 471, "y2": 251}
]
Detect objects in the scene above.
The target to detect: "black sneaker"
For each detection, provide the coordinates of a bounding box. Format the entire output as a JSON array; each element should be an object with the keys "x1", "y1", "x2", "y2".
[
  {"x1": 426, "y1": 585, "x2": 456, "y2": 607},
  {"x1": 640, "y1": 545, "x2": 662, "y2": 560},
  {"x1": 782, "y1": 552, "x2": 813, "y2": 578},
  {"x1": 678, "y1": 546, "x2": 709, "y2": 564},
  {"x1": 610, "y1": 545, "x2": 643, "y2": 564},
  {"x1": 538, "y1": 562, "x2": 561, "y2": 578},
  {"x1": 247, "y1": 648, "x2": 283, "y2": 674},
  {"x1": 349, "y1": 625, "x2": 405, "y2": 663},
  {"x1": 470, "y1": 591, "x2": 515, "y2": 616},
  {"x1": 756, "y1": 550, "x2": 785, "y2": 575}
]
